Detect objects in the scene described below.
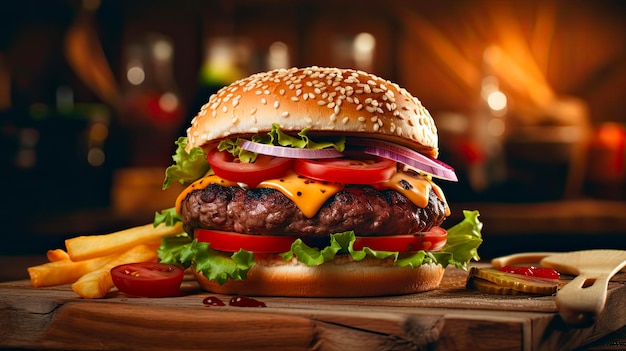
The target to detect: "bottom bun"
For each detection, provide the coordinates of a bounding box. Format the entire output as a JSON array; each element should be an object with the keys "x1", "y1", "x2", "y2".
[{"x1": 192, "y1": 256, "x2": 445, "y2": 297}]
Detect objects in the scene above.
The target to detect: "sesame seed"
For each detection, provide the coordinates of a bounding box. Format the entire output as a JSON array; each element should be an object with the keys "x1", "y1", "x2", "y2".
[
  {"x1": 261, "y1": 98, "x2": 267, "y2": 105},
  {"x1": 358, "y1": 116, "x2": 366, "y2": 122},
  {"x1": 341, "y1": 117, "x2": 349, "y2": 124},
  {"x1": 373, "y1": 123, "x2": 380, "y2": 131},
  {"x1": 291, "y1": 96, "x2": 300, "y2": 102},
  {"x1": 296, "y1": 89, "x2": 302, "y2": 96},
  {"x1": 366, "y1": 106, "x2": 376, "y2": 113},
  {"x1": 222, "y1": 106, "x2": 228, "y2": 113},
  {"x1": 274, "y1": 100, "x2": 280, "y2": 109},
  {"x1": 330, "y1": 113, "x2": 337, "y2": 122},
  {"x1": 251, "y1": 107, "x2": 257, "y2": 115},
  {"x1": 318, "y1": 100, "x2": 327, "y2": 106},
  {"x1": 279, "y1": 89, "x2": 285, "y2": 95},
  {"x1": 356, "y1": 104, "x2": 363, "y2": 111},
  {"x1": 281, "y1": 111, "x2": 290, "y2": 118}
]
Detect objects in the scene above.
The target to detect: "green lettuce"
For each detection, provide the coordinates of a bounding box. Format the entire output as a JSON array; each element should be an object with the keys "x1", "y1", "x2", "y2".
[
  {"x1": 162, "y1": 137, "x2": 210, "y2": 190},
  {"x1": 157, "y1": 210, "x2": 483, "y2": 285},
  {"x1": 154, "y1": 207, "x2": 182, "y2": 227}
]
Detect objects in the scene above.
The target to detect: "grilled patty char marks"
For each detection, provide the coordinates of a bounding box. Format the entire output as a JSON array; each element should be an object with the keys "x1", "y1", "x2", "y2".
[{"x1": 180, "y1": 184, "x2": 446, "y2": 237}]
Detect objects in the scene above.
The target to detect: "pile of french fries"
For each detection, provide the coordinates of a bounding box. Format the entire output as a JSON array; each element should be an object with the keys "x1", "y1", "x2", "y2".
[{"x1": 27, "y1": 223, "x2": 183, "y2": 299}]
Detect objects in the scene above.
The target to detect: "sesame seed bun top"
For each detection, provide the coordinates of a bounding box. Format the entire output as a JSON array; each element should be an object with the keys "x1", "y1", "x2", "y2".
[{"x1": 186, "y1": 66, "x2": 439, "y2": 158}]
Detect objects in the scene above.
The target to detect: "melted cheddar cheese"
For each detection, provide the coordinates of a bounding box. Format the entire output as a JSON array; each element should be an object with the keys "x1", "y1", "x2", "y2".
[
  {"x1": 175, "y1": 173, "x2": 238, "y2": 214},
  {"x1": 374, "y1": 171, "x2": 451, "y2": 216},
  {"x1": 257, "y1": 171, "x2": 344, "y2": 218}
]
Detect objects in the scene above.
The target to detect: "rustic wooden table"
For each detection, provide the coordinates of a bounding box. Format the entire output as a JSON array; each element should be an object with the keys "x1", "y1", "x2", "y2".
[{"x1": 1, "y1": 261, "x2": 625, "y2": 351}]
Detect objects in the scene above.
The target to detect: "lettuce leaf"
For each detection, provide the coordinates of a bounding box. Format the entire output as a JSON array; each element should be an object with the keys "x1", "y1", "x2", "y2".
[
  {"x1": 158, "y1": 234, "x2": 256, "y2": 285},
  {"x1": 433, "y1": 210, "x2": 483, "y2": 269},
  {"x1": 157, "y1": 211, "x2": 483, "y2": 285},
  {"x1": 154, "y1": 207, "x2": 182, "y2": 227},
  {"x1": 162, "y1": 137, "x2": 210, "y2": 190}
]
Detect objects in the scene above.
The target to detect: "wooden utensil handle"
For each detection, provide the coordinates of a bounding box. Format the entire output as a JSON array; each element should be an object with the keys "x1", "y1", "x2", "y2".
[{"x1": 555, "y1": 273, "x2": 609, "y2": 327}]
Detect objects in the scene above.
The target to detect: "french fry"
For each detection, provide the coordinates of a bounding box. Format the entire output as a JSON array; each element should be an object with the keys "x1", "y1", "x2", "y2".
[
  {"x1": 71, "y1": 244, "x2": 158, "y2": 299},
  {"x1": 28, "y1": 254, "x2": 116, "y2": 287},
  {"x1": 65, "y1": 222, "x2": 182, "y2": 261},
  {"x1": 46, "y1": 249, "x2": 70, "y2": 262}
]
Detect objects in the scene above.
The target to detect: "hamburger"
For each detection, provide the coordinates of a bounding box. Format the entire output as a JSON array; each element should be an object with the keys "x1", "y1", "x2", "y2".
[{"x1": 156, "y1": 66, "x2": 482, "y2": 297}]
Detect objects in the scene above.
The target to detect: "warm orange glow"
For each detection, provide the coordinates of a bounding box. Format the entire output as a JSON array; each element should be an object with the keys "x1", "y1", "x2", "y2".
[{"x1": 596, "y1": 123, "x2": 626, "y2": 149}]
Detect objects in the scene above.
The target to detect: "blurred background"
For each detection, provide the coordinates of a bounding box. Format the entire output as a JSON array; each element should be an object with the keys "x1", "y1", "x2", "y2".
[{"x1": 1, "y1": 0, "x2": 625, "y2": 262}]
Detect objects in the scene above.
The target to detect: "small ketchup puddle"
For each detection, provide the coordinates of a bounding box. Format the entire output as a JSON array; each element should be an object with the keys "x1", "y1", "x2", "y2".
[
  {"x1": 202, "y1": 296, "x2": 225, "y2": 307},
  {"x1": 202, "y1": 295, "x2": 267, "y2": 308},
  {"x1": 229, "y1": 296, "x2": 267, "y2": 307}
]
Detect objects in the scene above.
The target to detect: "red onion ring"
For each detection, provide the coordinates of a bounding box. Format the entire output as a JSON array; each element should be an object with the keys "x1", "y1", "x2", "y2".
[
  {"x1": 347, "y1": 138, "x2": 458, "y2": 182},
  {"x1": 239, "y1": 140, "x2": 344, "y2": 159}
]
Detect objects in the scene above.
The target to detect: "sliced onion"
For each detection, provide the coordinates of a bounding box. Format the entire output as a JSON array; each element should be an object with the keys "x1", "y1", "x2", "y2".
[
  {"x1": 239, "y1": 140, "x2": 344, "y2": 159},
  {"x1": 347, "y1": 138, "x2": 458, "y2": 182}
]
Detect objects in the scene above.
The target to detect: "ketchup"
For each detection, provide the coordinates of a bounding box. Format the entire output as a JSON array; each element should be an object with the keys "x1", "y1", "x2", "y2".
[
  {"x1": 497, "y1": 266, "x2": 560, "y2": 280},
  {"x1": 229, "y1": 296, "x2": 267, "y2": 307},
  {"x1": 202, "y1": 296, "x2": 225, "y2": 307},
  {"x1": 202, "y1": 295, "x2": 267, "y2": 307}
]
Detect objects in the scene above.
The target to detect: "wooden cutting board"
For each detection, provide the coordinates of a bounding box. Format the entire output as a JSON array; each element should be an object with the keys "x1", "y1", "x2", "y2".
[{"x1": 1, "y1": 265, "x2": 624, "y2": 351}]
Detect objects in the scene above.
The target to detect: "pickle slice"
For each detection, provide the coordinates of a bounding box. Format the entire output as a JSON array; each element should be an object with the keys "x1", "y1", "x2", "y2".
[
  {"x1": 467, "y1": 267, "x2": 558, "y2": 295},
  {"x1": 467, "y1": 277, "x2": 523, "y2": 295}
]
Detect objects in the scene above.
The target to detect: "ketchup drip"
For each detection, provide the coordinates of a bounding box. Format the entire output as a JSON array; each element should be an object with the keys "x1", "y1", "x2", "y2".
[
  {"x1": 229, "y1": 296, "x2": 267, "y2": 307},
  {"x1": 202, "y1": 296, "x2": 225, "y2": 307},
  {"x1": 202, "y1": 295, "x2": 267, "y2": 307}
]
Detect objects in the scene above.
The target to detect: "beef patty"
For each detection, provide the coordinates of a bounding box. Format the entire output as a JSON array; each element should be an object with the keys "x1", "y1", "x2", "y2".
[{"x1": 180, "y1": 183, "x2": 447, "y2": 237}]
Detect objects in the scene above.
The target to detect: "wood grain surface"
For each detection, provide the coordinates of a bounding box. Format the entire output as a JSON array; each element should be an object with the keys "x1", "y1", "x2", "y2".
[{"x1": 1, "y1": 266, "x2": 625, "y2": 351}]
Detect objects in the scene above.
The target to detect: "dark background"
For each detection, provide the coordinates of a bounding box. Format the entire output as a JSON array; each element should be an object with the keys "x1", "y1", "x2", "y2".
[{"x1": 1, "y1": 0, "x2": 625, "y2": 258}]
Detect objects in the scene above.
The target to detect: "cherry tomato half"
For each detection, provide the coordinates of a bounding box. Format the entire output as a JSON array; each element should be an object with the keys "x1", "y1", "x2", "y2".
[
  {"x1": 195, "y1": 229, "x2": 296, "y2": 253},
  {"x1": 293, "y1": 155, "x2": 396, "y2": 184},
  {"x1": 353, "y1": 226, "x2": 447, "y2": 252},
  {"x1": 206, "y1": 149, "x2": 293, "y2": 187},
  {"x1": 110, "y1": 262, "x2": 184, "y2": 298}
]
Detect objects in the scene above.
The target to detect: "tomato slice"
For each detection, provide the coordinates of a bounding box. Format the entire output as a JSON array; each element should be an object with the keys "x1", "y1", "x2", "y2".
[
  {"x1": 206, "y1": 149, "x2": 293, "y2": 187},
  {"x1": 293, "y1": 155, "x2": 396, "y2": 184},
  {"x1": 353, "y1": 226, "x2": 447, "y2": 252},
  {"x1": 196, "y1": 226, "x2": 446, "y2": 254},
  {"x1": 110, "y1": 262, "x2": 184, "y2": 298},
  {"x1": 195, "y1": 229, "x2": 295, "y2": 253}
]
